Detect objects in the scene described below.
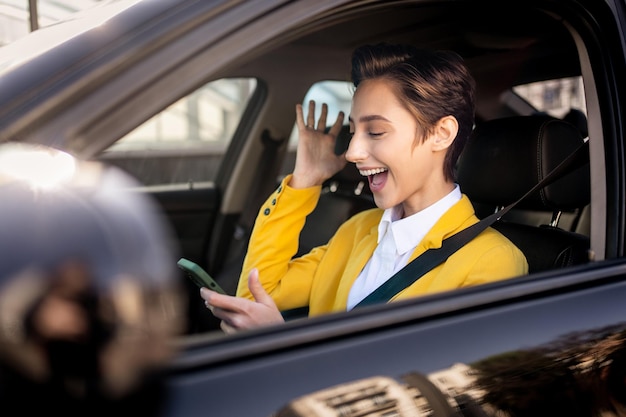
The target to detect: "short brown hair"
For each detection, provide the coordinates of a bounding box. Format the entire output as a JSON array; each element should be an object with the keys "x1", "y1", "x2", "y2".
[{"x1": 351, "y1": 43, "x2": 476, "y2": 182}]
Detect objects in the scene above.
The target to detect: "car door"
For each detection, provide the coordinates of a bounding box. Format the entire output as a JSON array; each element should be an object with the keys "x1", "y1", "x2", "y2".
[
  {"x1": 97, "y1": 76, "x2": 265, "y2": 333},
  {"x1": 0, "y1": 0, "x2": 350, "y2": 333},
  {"x1": 2, "y1": 0, "x2": 626, "y2": 414}
]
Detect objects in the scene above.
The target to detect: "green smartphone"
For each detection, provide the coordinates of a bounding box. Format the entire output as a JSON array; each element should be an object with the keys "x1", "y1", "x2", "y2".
[{"x1": 177, "y1": 258, "x2": 226, "y2": 294}]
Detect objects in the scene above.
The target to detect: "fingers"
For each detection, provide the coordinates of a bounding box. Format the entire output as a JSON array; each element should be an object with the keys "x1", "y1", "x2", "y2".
[
  {"x1": 200, "y1": 268, "x2": 285, "y2": 332},
  {"x1": 297, "y1": 100, "x2": 338, "y2": 132},
  {"x1": 328, "y1": 110, "x2": 345, "y2": 138},
  {"x1": 200, "y1": 287, "x2": 234, "y2": 312},
  {"x1": 295, "y1": 103, "x2": 305, "y2": 129},
  {"x1": 220, "y1": 321, "x2": 237, "y2": 334},
  {"x1": 199, "y1": 271, "x2": 274, "y2": 318},
  {"x1": 307, "y1": 100, "x2": 316, "y2": 129},
  {"x1": 201, "y1": 289, "x2": 241, "y2": 328},
  {"x1": 317, "y1": 103, "x2": 328, "y2": 131}
]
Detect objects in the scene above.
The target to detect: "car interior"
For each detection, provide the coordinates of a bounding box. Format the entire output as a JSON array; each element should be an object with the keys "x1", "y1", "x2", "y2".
[
  {"x1": 91, "y1": 1, "x2": 595, "y2": 334},
  {"x1": 457, "y1": 115, "x2": 590, "y2": 273}
]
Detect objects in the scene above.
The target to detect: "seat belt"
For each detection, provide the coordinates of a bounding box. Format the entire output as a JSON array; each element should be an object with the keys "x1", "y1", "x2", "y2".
[{"x1": 354, "y1": 140, "x2": 590, "y2": 308}]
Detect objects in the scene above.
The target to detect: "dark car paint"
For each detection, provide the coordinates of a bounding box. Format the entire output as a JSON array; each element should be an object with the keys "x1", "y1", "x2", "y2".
[
  {"x1": 164, "y1": 259, "x2": 626, "y2": 416},
  {"x1": 2, "y1": 0, "x2": 626, "y2": 415}
]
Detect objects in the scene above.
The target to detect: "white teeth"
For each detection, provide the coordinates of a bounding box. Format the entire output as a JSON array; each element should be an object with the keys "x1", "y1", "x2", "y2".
[{"x1": 359, "y1": 167, "x2": 387, "y2": 176}]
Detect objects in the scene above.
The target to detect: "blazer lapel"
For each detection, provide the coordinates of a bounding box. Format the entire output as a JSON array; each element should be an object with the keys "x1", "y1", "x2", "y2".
[{"x1": 334, "y1": 223, "x2": 379, "y2": 309}]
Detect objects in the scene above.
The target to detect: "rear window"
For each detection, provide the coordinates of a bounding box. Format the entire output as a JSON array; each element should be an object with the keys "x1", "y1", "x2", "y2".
[{"x1": 513, "y1": 76, "x2": 586, "y2": 119}]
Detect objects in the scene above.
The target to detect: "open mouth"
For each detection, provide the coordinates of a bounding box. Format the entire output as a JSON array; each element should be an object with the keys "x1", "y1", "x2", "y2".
[{"x1": 359, "y1": 167, "x2": 388, "y2": 192}]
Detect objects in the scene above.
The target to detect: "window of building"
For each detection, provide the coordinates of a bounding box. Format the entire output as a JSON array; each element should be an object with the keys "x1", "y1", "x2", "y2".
[
  {"x1": 98, "y1": 77, "x2": 257, "y2": 186},
  {"x1": 0, "y1": 0, "x2": 110, "y2": 46},
  {"x1": 109, "y1": 78, "x2": 257, "y2": 154},
  {"x1": 513, "y1": 76, "x2": 586, "y2": 118}
]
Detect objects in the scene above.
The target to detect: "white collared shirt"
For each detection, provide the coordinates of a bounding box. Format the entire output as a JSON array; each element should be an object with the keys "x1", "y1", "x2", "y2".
[{"x1": 346, "y1": 184, "x2": 462, "y2": 310}]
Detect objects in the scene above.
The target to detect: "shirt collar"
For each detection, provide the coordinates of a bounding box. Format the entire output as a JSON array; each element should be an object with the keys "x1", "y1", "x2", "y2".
[{"x1": 378, "y1": 184, "x2": 462, "y2": 254}]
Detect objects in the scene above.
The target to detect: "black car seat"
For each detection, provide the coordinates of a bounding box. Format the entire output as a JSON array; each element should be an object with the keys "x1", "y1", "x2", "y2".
[
  {"x1": 296, "y1": 162, "x2": 375, "y2": 257},
  {"x1": 563, "y1": 108, "x2": 589, "y2": 139},
  {"x1": 457, "y1": 115, "x2": 592, "y2": 273}
]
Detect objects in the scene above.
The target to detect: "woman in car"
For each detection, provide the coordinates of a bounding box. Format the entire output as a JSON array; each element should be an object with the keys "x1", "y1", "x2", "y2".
[{"x1": 201, "y1": 42, "x2": 528, "y2": 332}]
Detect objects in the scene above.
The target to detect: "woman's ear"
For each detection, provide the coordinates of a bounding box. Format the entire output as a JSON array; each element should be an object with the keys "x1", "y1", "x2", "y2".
[{"x1": 431, "y1": 116, "x2": 459, "y2": 151}]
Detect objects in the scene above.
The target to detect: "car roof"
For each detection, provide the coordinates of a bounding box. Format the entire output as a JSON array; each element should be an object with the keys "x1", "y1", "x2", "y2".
[{"x1": 0, "y1": 0, "x2": 590, "y2": 154}]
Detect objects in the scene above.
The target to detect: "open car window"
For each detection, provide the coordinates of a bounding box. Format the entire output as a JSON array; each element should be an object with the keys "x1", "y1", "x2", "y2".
[{"x1": 100, "y1": 77, "x2": 257, "y2": 186}]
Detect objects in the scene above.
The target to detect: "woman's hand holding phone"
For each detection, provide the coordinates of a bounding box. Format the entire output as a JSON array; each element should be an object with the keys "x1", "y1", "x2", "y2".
[{"x1": 199, "y1": 268, "x2": 285, "y2": 333}]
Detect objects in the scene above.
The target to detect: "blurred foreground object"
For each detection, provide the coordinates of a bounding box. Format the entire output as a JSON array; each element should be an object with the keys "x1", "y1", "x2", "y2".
[{"x1": 0, "y1": 143, "x2": 185, "y2": 416}]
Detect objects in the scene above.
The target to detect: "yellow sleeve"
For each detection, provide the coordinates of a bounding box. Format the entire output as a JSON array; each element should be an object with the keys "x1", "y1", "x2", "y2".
[{"x1": 236, "y1": 175, "x2": 326, "y2": 310}]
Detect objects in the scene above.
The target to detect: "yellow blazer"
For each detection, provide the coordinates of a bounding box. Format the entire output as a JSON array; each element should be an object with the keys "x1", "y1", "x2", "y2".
[{"x1": 237, "y1": 175, "x2": 528, "y2": 315}]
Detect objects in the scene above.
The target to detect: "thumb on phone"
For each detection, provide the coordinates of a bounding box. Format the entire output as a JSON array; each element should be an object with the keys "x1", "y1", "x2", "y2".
[{"x1": 247, "y1": 268, "x2": 277, "y2": 309}]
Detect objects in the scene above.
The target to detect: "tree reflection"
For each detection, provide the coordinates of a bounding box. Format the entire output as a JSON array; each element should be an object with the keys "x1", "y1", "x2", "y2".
[{"x1": 472, "y1": 324, "x2": 626, "y2": 417}]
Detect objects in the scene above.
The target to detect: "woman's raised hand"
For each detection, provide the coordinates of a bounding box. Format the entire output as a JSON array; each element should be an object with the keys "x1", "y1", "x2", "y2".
[{"x1": 291, "y1": 100, "x2": 346, "y2": 189}]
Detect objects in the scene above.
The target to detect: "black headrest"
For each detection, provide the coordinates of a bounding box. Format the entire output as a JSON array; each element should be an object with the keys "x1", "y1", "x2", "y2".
[
  {"x1": 563, "y1": 108, "x2": 589, "y2": 138},
  {"x1": 457, "y1": 116, "x2": 590, "y2": 211}
]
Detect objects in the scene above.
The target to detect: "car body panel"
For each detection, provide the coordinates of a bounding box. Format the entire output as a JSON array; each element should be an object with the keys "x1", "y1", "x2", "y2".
[
  {"x1": 165, "y1": 259, "x2": 626, "y2": 416},
  {"x1": 2, "y1": 0, "x2": 626, "y2": 415}
]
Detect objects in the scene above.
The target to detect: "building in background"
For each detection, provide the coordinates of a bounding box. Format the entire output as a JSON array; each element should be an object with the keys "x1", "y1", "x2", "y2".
[{"x1": 0, "y1": 0, "x2": 110, "y2": 46}]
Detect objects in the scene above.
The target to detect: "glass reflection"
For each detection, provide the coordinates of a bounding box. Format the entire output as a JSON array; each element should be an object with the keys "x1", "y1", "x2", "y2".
[{"x1": 274, "y1": 324, "x2": 626, "y2": 417}]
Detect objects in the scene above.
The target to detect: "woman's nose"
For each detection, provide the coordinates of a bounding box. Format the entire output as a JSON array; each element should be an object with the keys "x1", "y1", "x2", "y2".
[{"x1": 345, "y1": 133, "x2": 367, "y2": 163}]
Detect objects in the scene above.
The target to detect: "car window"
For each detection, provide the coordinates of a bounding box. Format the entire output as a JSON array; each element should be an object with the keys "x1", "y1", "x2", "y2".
[
  {"x1": 100, "y1": 77, "x2": 257, "y2": 185},
  {"x1": 514, "y1": 76, "x2": 586, "y2": 119},
  {"x1": 280, "y1": 80, "x2": 353, "y2": 175},
  {"x1": 288, "y1": 80, "x2": 353, "y2": 148}
]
